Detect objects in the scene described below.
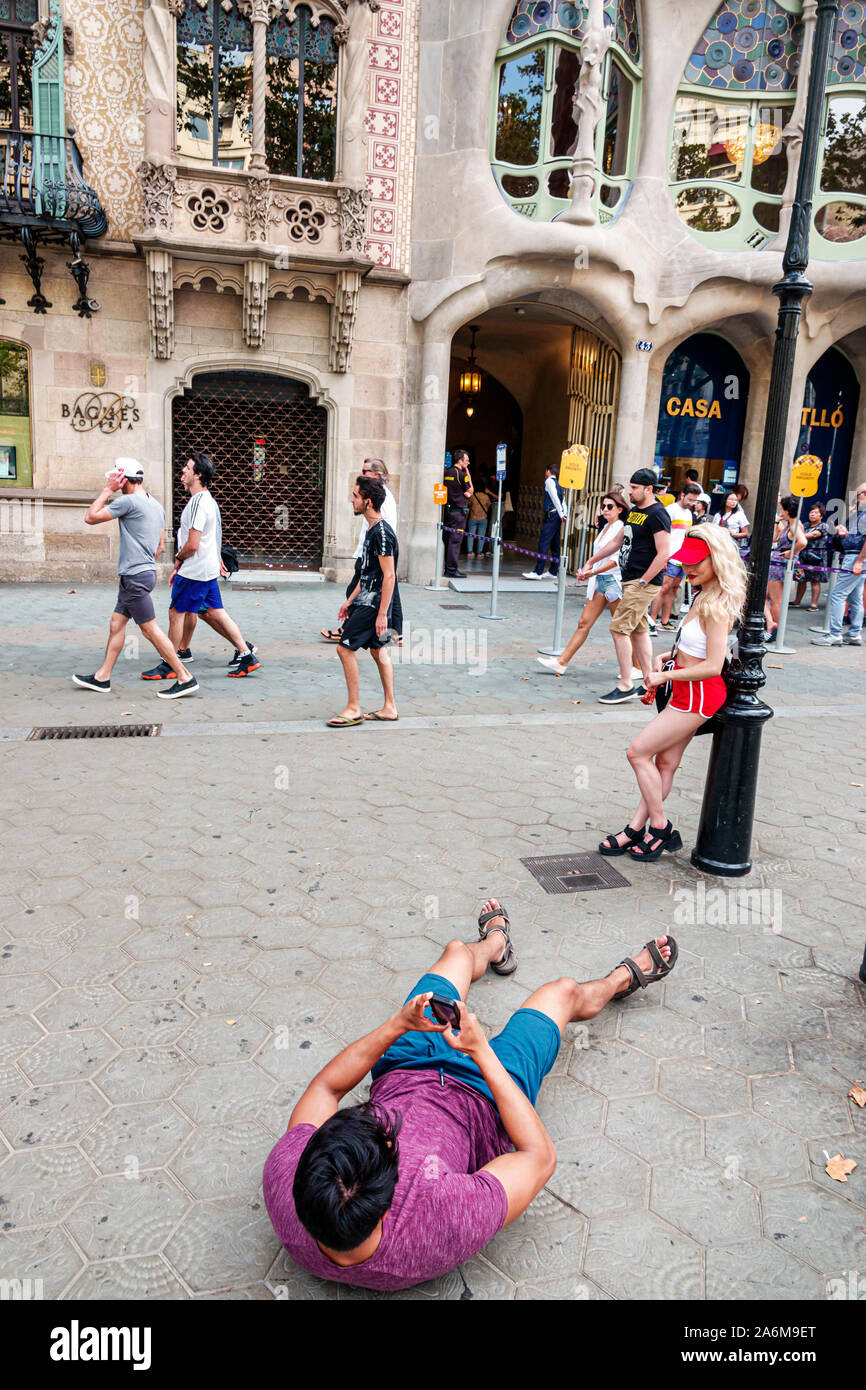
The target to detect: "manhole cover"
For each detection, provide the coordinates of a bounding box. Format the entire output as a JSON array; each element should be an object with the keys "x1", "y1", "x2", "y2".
[
  {"x1": 28, "y1": 725, "x2": 162, "y2": 740},
  {"x1": 520, "y1": 853, "x2": 630, "y2": 894}
]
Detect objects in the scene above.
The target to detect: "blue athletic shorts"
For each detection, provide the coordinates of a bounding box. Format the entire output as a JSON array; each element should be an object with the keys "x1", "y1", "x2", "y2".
[
  {"x1": 370, "y1": 973, "x2": 561, "y2": 1107},
  {"x1": 170, "y1": 575, "x2": 223, "y2": 613}
]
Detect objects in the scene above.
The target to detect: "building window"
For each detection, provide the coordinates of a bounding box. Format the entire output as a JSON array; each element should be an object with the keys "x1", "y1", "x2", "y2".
[
  {"x1": 176, "y1": 1, "x2": 338, "y2": 181},
  {"x1": 0, "y1": 0, "x2": 38, "y2": 131},
  {"x1": 491, "y1": 2, "x2": 641, "y2": 223},
  {"x1": 814, "y1": 94, "x2": 866, "y2": 245},
  {"x1": 0, "y1": 341, "x2": 31, "y2": 487},
  {"x1": 670, "y1": 95, "x2": 790, "y2": 242}
]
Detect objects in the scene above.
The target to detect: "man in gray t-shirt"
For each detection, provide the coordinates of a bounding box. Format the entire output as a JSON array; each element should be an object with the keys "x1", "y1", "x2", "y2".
[{"x1": 72, "y1": 458, "x2": 198, "y2": 699}]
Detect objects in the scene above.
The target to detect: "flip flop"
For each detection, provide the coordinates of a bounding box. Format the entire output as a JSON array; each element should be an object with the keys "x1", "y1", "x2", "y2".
[
  {"x1": 320, "y1": 629, "x2": 342, "y2": 642},
  {"x1": 363, "y1": 712, "x2": 399, "y2": 721},
  {"x1": 326, "y1": 715, "x2": 364, "y2": 727}
]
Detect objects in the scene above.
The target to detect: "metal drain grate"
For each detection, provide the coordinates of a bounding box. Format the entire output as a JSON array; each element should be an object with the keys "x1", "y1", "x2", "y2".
[
  {"x1": 234, "y1": 584, "x2": 276, "y2": 592},
  {"x1": 439, "y1": 603, "x2": 473, "y2": 610},
  {"x1": 28, "y1": 724, "x2": 162, "y2": 741},
  {"x1": 521, "y1": 853, "x2": 630, "y2": 894}
]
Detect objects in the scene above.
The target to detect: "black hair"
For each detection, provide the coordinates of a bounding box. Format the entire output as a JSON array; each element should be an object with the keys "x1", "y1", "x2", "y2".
[
  {"x1": 188, "y1": 450, "x2": 215, "y2": 488},
  {"x1": 780, "y1": 495, "x2": 798, "y2": 517},
  {"x1": 683, "y1": 482, "x2": 702, "y2": 497},
  {"x1": 808, "y1": 501, "x2": 826, "y2": 518},
  {"x1": 685, "y1": 468, "x2": 699, "y2": 481},
  {"x1": 292, "y1": 1102, "x2": 402, "y2": 1252},
  {"x1": 356, "y1": 474, "x2": 386, "y2": 512},
  {"x1": 547, "y1": 466, "x2": 559, "y2": 479},
  {"x1": 453, "y1": 449, "x2": 469, "y2": 465},
  {"x1": 602, "y1": 490, "x2": 628, "y2": 520}
]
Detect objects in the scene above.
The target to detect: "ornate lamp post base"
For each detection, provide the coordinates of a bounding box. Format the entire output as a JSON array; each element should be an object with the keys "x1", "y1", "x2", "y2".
[{"x1": 691, "y1": 695, "x2": 773, "y2": 877}]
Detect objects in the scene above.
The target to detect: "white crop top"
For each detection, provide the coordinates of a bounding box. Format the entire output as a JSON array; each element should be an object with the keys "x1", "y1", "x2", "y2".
[{"x1": 677, "y1": 615, "x2": 707, "y2": 659}]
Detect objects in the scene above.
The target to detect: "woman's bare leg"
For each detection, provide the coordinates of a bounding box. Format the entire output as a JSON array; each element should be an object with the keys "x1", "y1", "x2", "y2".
[{"x1": 559, "y1": 591, "x2": 607, "y2": 666}]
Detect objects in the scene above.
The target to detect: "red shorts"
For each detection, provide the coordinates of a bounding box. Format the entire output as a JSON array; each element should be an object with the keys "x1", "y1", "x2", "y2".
[{"x1": 669, "y1": 663, "x2": 727, "y2": 718}]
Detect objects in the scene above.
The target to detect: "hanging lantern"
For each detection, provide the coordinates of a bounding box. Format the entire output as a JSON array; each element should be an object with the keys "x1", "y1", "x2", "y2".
[
  {"x1": 753, "y1": 122, "x2": 782, "y2": 165},
  {"x1": 459, "y1": 325, "x2": 483, "y2": 398},
  {"x1": 724, "y1": 126, "x2": 749, "y2": 166}
]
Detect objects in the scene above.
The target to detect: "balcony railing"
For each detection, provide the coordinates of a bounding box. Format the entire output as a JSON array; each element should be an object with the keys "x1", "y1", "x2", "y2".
[{"x1": 0, "y1": 127, "x2": 107, "y2": 315}]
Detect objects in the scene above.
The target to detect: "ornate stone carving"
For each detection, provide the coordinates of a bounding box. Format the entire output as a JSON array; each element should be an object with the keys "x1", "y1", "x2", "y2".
[
  {"x1": 237, "y1": 0, "x2": 279, "y2": 19},
  {"x1": 32, "y1": 17, "x2": 74, "y2": 58},
  {"x1": 336, "y1": 185, "x2": 370, "y2": 256},
  {"x1": 146, "y1": 249, "x2": 174, "y2": 359},
  {"x1": 243, "y1": 259, "x2": 269, "y2": 348},
  {"x1": 285, "y1": 197, "x2": 329, "y2": 243},
  {"x1": 336, "y1": 1, "x2": 377, "y2": 186},
  {"x1": 247, "y1": 174, "x2": 271, "y2": 242},
  {"x1": 144, "y1": 2, "x2": 179, "y2": 160},
  {"x1": 559, "y1": 0, "x2": 610, "y2": 227},
  {"x1": 329, "y1": 267, "x2": 362, "y2": 372},
  {"x1": 139, "y1": 160, "x2": 177, "y2": 231},
  {"x1": 185, "y1": 185, "x2": 233, "y2": 232}
]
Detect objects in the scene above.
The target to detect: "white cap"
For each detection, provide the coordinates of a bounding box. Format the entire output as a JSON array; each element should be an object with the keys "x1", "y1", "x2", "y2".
[{"x1": 106, "y1": 457, "x2": 144, "y2": 480}]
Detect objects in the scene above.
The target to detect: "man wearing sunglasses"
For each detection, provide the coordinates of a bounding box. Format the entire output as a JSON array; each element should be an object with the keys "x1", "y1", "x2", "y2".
[{"x1": 263, "y1": 901, "x2": 675, "y2": 1290}]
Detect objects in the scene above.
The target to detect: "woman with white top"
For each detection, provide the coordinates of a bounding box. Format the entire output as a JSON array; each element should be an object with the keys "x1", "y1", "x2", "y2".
[
  {"x1": 599, "y1": 525, "x2": 746, "y2": 862},
  {"x1": 715, "y1": 489, "x2": 750, "y2": 557},
  {"x1": 537, "y1": 491, "x2": 629, "y2": 678}
]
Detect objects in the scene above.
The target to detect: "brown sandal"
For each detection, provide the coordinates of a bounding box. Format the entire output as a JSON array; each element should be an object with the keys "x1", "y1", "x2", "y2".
[
  {"x1": 478, "y1": 902, "x2": 518, "y2": 976},
  {"x1": 612, "y1": 937, "x2": 678, "y2": 1000}
]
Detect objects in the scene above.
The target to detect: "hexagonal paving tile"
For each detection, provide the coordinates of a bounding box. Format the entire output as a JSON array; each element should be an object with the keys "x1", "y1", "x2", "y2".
[
  {"x1": 114, "y1": 960, "x2": 198, "y2": 1001},
  {"x1": 0, "y1": 1014, "x2": 44, "y2": 1062},
  {"x1": 169, "y1": 1122, "x2": 272, "y2": 1199},
  {"x1": 761, "y1": 1182, "x2": 866, "y2": 1273},
  {"x1": 246, "y1": 949, "x2": 323, "y2": 988},
  {"x1": 66, "y1": 1255, "x2": 189, "y2": 1300},
  {"x1": 246, "y1": 916, "x2": 316, "y2": 950},
  {"x1": 705, "y1": 1239, "x2": 826, "y2": 1300},
  {"x1": 605, "y1": 1094, "x2": 702, "y2": 1165},
  {"x1": 95, "y1": 1048, "x2": 194, "y2": 1104},
  {"x1": 658, "y1": 1059, "x2": 749, "y2": 1118},
  {"x1": 19, "y1": 1030, "x2": 118, "y2": 1085},
  {"x1": 619, "y1": 1007, "x2": 703, "y2": 1059},
  {"x1": 34, "y1": 986, "x2": 123, "y2": 1033},
  {"x1": 65, "y1": 1173, "x2": 191, "y2": 1259},
  {"x1": 103, "y1": 1001, "x2": 196, "y2": 1050},
  {"x1": 251, "y1": 985, "x2": 334, "y2": 1032},
  {"x1": 567, "y1": 1040, "x2": 656, "y2": 1099},
  {"x1": 705, "y1": 1112, "x2": 807, "y2": 1188},
  {"x1": 318, "y1": 959, "x2": 394, "y2": 999},
  {"x1": 791, "y1": 1039, "x2": 866, "y2": 1094},
  {"x1": 584, "y1": 1212, "x2": 701, "y2": 1300},
  {"x1": 743, "y1": 992, "x2": 829, "y2": 1039},
  {"x1": 806, "y1": 1134, "x2": 866, "y2": 1210},
  {"x1": 704, "y1": 1020, "x2": 791, "y2": 1077},
  {"x1": 178, "y1": 1013, "x2": 271, "y2": 1066},
  {"x1": 0, "y1": 1081, "x2": 108, "y2": 1149},
  {"x1": 173, "y1": 1062, "x2": 275, "y2": 1126},
  {"x1": 482, "y1": 1189, "x2": 586, "y2": 1284},
  {"x1": 752, "y1": 1074, "x2": 853, "y2": 1139},
  {"x1": 0, "y1": 1224, "x2": 83, "y2": 1298},
  {"x1": 0, "y1": 1148, "x2": 96, "y2": 1227},
  {"x1": 0, "y1": 973, "x2": 58, "y2": 1016},
  {"x1": 80, "y1": 1102, "x2": 193, "y2": 1175},
  {"x1": 652, "y1": 1158, "x2": 760, "y2": 1244},
  {"x1": 662, "y1": 976, "x2": 744, "y2": 1026},
  {"x1": 47, "y1": 947, "x2": 130, "y2": 990},
  {"x1": 163, "y1": 1196, "x2": 277, "y2": 1293},
  {"x1": 779, "y1": 966, "x2": 862, "y2": 1009},
  {"x1": 534, "y1": 1075, "x2": 604, "y2": 1144},
  {"x1": 254, "y1": 1027, "x2": 341, "y2": 1085},
  {"x1": 547, "y1": 1135, "x2": 649, "y2": 1218}
]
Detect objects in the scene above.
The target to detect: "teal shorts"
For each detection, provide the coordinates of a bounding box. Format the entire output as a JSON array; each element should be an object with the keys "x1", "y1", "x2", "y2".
[{"x1": 370, "y1": 973, "x2": 561, "y2": 1107}]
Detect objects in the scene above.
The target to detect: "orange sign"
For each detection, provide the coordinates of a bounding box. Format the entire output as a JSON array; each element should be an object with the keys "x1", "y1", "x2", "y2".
[
  {"x1": 559, "y1": 444, "x2": 589, "y2": 491},
  {"x1": 434, "y1": 483, "x2": 448, "y2": 505}
]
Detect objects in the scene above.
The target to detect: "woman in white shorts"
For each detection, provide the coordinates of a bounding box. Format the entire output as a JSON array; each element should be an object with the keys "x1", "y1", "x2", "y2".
[{"x1": 537, "y1": 492, "x2": 630, "y2": 679}]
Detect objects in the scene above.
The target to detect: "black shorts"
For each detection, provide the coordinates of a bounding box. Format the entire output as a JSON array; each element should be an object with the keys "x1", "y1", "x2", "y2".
[
  {"x1": 114, "y1": 571, "x2": 157, "y2": 625},
  {"x1": 338, "y1": 603, "x2": 391, "y2": 651}
]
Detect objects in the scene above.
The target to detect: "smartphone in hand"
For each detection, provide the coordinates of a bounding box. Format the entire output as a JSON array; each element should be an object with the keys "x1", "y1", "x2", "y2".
[{"x1": 428, "y1": 995, "x2": 461, "y2": 1031}]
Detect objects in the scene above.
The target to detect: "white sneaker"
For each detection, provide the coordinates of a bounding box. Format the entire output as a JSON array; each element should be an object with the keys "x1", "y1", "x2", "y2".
[
  {"x1": 537, "y1": 656, "x2": 567, "y2": 675},
  {"x1": 810, "y1": 634, "x2": 842, "y2": 646},
  {"x1": 843, "y1": 634, "x2": 862, "y2": 645},
  {"x1": 522, "y1": 571, "x2": 540, "y2": 580}
]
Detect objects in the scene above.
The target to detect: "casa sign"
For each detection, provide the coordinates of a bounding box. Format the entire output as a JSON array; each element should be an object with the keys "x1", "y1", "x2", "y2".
[
  {"x1": 61, "y1": 393, "x2": 140, "y2": 434},
  {"x1": 665, "y1": 396, "x2": 723, "y2": 419}
]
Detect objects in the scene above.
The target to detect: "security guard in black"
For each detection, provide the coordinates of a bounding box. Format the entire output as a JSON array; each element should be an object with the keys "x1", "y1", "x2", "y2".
[{"x1": 443, "y1": 453, "x2": 473, "y2": 576}]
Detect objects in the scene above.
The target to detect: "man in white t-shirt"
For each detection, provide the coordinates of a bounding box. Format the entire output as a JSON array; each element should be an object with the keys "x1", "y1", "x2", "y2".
[
  {"x1": 321, "y1": 458, "x2": 402, "y2": 644},
  {"x1": 650, "y1": 488, "x2": 693, "y2": 630},
  {"x1": 141, "y1": 452, "x2": 261, "y2": 689}
]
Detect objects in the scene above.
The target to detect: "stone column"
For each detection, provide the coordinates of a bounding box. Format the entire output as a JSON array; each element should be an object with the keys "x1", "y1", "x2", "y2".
[
  {"x1": 558, "y1": 0, "x2": 610, "y2": 227},
  {"x1": 407, "y1": 333, "x2": 451, "y2": 586},
  {"x1": 143, "y1": 0, "x2": 178, "y2": 161},
  {"x1": 610, "y1": 347, "x2": 651, "y2": 488},
  {"x1": 246, "y1": 0, "x2": 270, "y2": 174},
  {"x1": 773, "y1": 0, "x2": 818, "y2": 248},
  {"x1": 145, "y1": 249, "x2": 174, "y2": 360},
  {"x1": 335, "y1": 0, "x2": 379, "y2": 189}
]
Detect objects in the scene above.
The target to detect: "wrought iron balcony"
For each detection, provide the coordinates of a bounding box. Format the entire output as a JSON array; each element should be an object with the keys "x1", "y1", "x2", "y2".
[{"x1": 0, "y1": 127, "x2": 107, "y2": 316}]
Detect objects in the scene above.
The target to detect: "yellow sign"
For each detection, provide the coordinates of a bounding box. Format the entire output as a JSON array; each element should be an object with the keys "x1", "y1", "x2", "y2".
[
  {"x1": 559, "y1": 444, "x2": 589, "y2": 491},
  {"x1": 666, "y1": 397, "x2": 722, "y2": 419},
  {"x1": 790, "y1": 454, "x2": 823, "y2": 498},
  {"x1": 434, "y1": 483, "x2": 448, "y2": 505},
  {"x1": 658, "y1": 492, "x2": 675, "y2": 507}
]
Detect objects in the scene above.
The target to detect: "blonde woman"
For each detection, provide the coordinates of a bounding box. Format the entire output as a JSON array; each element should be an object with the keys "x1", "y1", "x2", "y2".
[{"x1": 599, "y1": 526, "x2": 747, "y2": 862}]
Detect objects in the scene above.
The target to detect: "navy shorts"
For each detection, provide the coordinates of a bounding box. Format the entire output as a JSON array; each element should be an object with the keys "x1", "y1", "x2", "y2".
[
  {"x1": 371, "y1": 973, "x2": 561, "y2": 1108},
  {"x1": 170, "y1": 575, "x2": 223, "y2": 613},
  {"x1": 114, "y1": 571, "x2": 156, "y2": 625}
]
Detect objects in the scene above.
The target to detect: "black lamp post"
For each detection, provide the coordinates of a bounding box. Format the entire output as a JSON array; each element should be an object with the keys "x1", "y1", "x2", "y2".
[{"x1": 691, "y1": 0, "x2": 840, "y2": 878}]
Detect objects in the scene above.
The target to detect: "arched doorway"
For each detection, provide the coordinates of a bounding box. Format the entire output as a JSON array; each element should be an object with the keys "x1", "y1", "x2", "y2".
[
  {"x1": 171, "y1": 370, "x2": 327, "y2": 569},
  {"x1": 797, "y1": 347, "x2": 860, "y2": 507},
  {"x1": 654, "y1": 332, "x2": 750, "y2": 509}
]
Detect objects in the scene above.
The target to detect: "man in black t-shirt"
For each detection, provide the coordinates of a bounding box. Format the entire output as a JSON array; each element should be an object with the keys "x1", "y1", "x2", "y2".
[
  {"x1": 328, "y1": 476, "x2": 399, "y2": 727},
  {"x1": 578, "y1": 468, "x2": 672, "y2": 703},
  {"x1": 442, "y1": 449, "x2": 474, "y2": 577}
]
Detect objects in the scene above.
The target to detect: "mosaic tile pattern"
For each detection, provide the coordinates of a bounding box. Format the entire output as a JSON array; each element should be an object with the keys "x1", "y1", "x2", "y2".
[
  {"x1": 505, "y1": 0, "x2": 640, "y2": 59},
  {"x1": 684, "y1": 0, "x2": 866, "y2": 91}
]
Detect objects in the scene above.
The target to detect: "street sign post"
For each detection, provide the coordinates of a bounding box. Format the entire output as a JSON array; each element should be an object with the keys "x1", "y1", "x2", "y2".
[
  {"x1": 426, "y1": 481, "x2": 448, "y2": 591},
  {"x1": 539, "y1": 445, "x2": 588, "y2": 655},
  {"x1": 482, "y1": 442, "x2": 507, "y2": 621},
  {"x1": 774, "y1": 455, "x2": 823, "y2": 653}
]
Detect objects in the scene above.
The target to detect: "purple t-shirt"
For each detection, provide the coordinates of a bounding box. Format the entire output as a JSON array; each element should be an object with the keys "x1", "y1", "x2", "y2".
[{"x1": 262, "y1": 1068, "x2": 511, "y2": 1291}]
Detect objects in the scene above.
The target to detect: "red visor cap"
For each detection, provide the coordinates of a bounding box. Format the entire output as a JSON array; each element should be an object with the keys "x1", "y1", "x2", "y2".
[{"x1": 672, "y1": 536, "x2": 711, "y2": 566}]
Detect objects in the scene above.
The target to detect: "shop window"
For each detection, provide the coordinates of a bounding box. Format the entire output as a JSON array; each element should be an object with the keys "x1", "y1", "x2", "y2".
[
  {"x1": 492, "y1": 3, "x2": 641, "y2": 223},
  {"x1": 0, "y1": 341, "x2": 31, "y2": 486}
]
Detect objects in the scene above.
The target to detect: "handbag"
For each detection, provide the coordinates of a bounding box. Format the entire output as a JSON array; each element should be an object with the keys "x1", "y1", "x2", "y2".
[{"x1": 221, "y1": 542, "x2": 240, "y2": 575}]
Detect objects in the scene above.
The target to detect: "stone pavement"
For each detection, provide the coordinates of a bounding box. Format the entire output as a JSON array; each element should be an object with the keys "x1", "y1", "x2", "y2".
[{"x1": 0, "y1": 580, "x2": 864, "y2": 1301}]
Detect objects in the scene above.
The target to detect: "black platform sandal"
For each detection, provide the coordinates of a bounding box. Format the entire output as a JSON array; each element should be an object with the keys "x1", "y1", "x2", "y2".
[
  {"x1": 628, "y1": 820, "x2": 683, "y2": 861},
  {"x1": 599, "y1": 824, "x2": 645, "y2": 857}
]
